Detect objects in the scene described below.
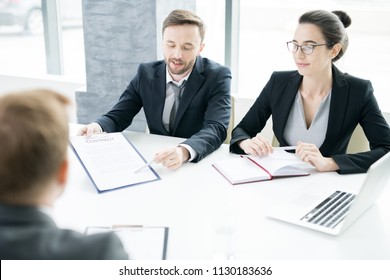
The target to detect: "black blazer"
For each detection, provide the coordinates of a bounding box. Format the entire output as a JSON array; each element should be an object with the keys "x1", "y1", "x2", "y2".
[
  {"x1": 0, "y1": 204, "x2": 128, "y2": 260},
  {"x1": 230, "y1": 65, "x2": 390, "y2": 174},
  {"x1": 96, "y1": 56, "x2": 232, "y2": 162}
]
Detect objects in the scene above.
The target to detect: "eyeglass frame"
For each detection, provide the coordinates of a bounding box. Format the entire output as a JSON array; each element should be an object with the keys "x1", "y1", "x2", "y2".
[{"x1": 286, "y1": 41, "x2": 330, "y2": 55}]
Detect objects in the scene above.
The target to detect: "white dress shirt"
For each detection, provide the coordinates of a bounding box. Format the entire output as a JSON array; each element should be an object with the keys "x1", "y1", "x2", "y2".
[{"x1": 163, "y1": 67, "x2": 197, "y2": 161}]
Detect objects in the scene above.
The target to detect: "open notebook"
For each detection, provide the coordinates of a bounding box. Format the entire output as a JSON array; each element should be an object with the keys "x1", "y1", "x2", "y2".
[{"x1": 213, "y1": 149, "x2": 312, "y2": 185}]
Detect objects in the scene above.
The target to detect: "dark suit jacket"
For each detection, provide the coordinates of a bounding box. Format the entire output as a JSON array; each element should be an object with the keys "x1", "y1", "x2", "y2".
[
  {"x1": 230, "y1": 65, "x2": 390, "y2": 174},
  {"x1": 96, "y1": 56, "x2": 231, "y2": 162},
  {"x1": 0, "y1": 203, "x2": 128, "y2": 260}
]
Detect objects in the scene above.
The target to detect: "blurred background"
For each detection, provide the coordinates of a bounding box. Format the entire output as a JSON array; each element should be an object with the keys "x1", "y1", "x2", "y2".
[{"x1": 0, "y1": 0, "x2": 389, "y2": 112}]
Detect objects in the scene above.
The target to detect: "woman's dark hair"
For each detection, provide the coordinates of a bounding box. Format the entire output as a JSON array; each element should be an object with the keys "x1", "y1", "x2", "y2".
[{"x1": 299, "y1": 10, "x2": 351, "y2": 62}]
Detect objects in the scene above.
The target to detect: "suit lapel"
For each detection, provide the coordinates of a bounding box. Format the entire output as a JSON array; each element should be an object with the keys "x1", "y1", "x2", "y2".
[
  {"x1": 173, "y1": 56, "x2": 205, "y2": 132},
  {"x1": 320, "y1": 65, "x2": 349, "y2": 152},
  {"x1": 151, "y1": 62, "x2": 169, "y2": 134},
  {"x1": 275, "y1": 72, "x2": 302, "y2": 145}
]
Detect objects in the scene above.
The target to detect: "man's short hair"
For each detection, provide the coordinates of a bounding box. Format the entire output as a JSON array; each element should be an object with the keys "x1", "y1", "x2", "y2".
[
  {"x1": 162, "y1": 9, "x2": 206, "y2": 42},
  {"x1": 0, "y1": 89, "x2": 70, "y2": 198}
]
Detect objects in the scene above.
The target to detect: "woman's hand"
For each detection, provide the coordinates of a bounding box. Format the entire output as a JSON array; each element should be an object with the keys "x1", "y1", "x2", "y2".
[
  {"x1": 238, "y1": 133, "x2": 274, "y2": 156},
  {"x1": 296, "y1": 141, "x2": 339, "y2": 172}
]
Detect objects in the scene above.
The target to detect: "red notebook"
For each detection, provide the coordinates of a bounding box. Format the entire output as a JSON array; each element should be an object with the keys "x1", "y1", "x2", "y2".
[{"x1": 213, "y1": 150, "x2": 311, "y2": 185}]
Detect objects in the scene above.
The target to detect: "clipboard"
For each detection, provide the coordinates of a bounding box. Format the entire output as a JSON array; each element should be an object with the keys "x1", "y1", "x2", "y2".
[{"x1": 86, "y1": 225, "x2": 169, "y2": 260}]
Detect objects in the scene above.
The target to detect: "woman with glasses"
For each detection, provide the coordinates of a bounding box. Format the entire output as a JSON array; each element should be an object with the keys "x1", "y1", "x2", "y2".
[{"x1": 230, "y1": 10, "x2": 390, "y2": 174}]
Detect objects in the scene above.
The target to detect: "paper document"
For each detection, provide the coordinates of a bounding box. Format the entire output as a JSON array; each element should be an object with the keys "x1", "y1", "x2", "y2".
[
  {"x1": 86, "y1": 225, "x2": 169, "y2": 260},
  {"x1": 70, "y1": 132, "x2": 160, "y2": 193},
  {"x1": 248, "y1": 149, "x2": 311, "y2": 175}
]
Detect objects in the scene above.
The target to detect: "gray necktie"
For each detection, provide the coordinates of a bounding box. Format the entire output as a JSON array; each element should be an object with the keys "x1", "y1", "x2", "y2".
[{"x1": 169, "y1": 81, "x2": 186, "y2": 133}]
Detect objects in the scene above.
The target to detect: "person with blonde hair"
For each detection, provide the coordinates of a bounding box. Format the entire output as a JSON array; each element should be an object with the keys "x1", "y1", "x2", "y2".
[{"x1": 0, "y1": 89, "x2": 128, "y2": 259}]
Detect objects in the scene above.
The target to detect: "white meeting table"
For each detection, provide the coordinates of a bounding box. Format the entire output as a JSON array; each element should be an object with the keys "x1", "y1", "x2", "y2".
[{"x1": 54, "y1": 124, "x2": 390, "y2": 260}]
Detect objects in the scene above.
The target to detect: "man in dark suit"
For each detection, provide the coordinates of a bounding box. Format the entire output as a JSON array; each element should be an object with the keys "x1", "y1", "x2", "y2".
[
  {"x1": 79, "y1": 9, "x2": 231, "y2": 169},
  {"x1": 0, "y1": 89, "x2": 128, "y2": 260}
]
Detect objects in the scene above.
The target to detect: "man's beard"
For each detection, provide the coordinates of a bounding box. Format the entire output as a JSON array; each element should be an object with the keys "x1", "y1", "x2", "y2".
[{"x1": 166, "y1": 58, "x2": 195, "y2": 75}]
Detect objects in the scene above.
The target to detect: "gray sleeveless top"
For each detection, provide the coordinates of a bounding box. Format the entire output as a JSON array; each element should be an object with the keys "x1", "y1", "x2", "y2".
[{"x1": 283, "y1": 90, "x2": 332, "y2": 147}]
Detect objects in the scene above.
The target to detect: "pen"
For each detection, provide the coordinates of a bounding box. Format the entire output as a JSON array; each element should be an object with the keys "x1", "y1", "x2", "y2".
[
  {"x1": 133, "y1": 159, "x2": 155, "y2": 173},
  {"x1": 276, "y1": 146, "x2": 297, "y2": 151},
  {"x1": 275, "y1": 146, "x2": 297, "y2": 153}
]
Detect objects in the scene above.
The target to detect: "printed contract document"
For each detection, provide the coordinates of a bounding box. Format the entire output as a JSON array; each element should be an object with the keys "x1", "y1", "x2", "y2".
[{"x1": 70, "y1": 132, "x2": 160, "y2": 193}]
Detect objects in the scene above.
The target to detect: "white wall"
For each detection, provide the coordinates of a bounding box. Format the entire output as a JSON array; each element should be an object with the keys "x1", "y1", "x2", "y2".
[{"x1": 0, "y1": 74, "x2": 85, "y2": 123}]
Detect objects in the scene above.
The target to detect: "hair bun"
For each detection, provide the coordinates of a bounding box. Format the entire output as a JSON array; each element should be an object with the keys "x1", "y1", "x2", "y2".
[{"x1": 332, "y1": 10, "x2": 352, "y2": 28}]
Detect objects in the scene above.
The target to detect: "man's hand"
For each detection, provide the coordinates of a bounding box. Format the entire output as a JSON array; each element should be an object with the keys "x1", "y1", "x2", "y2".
[
  {"x1": 77, "y1": 122, "x2": 103, "y2": 136},
  {"x1": 154, "y1": 146, "x2": 190, "y2": 169}
]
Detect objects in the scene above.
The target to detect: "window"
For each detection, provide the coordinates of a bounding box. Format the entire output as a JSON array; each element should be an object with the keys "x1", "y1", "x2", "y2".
[
  {"x1": 59, "y1": 0, "x2": 84, "y2": 79},
  {"x1": 196, "y1": 0, "x2": 225, "y2": 65},
  {"x1": 0, "y1": 0, "x2": 46, "y2": 76},
  {"x1": 0, "y1": 0, "x2": 84, "y2": 79},
  {"x1": 1, "y1": 0, "x2": 389, "y2": 112},
  {"x1": 238, "y1": 0, "x2": 390, "y2": 111}
]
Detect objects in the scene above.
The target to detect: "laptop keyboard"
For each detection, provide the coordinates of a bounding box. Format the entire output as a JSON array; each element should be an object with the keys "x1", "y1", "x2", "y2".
[{"x1": 300, "y1": 191, "x2": 356, "y2": 228}]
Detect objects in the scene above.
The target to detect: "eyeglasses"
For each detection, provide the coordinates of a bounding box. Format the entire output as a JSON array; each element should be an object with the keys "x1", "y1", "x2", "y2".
[{"x1": 286, "y1": 41, "x2": 328, "y2": 55}]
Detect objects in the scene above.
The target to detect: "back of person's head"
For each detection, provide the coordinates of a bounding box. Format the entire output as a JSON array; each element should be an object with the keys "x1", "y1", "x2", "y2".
[
  {"x1": 162, "y1": 9, "x2": 206, "y2": 42},
  {"x1": 0, "y1": 89, "x2": 70, "y2": 202},
  {"x1": 299, "y1": 10, "x2": 351, "y2": 62}
]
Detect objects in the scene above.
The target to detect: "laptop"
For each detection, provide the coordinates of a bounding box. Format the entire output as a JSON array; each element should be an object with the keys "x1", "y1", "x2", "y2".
[{"x1": 266, "y1": 152, "x2": 390, "y2": 235}]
